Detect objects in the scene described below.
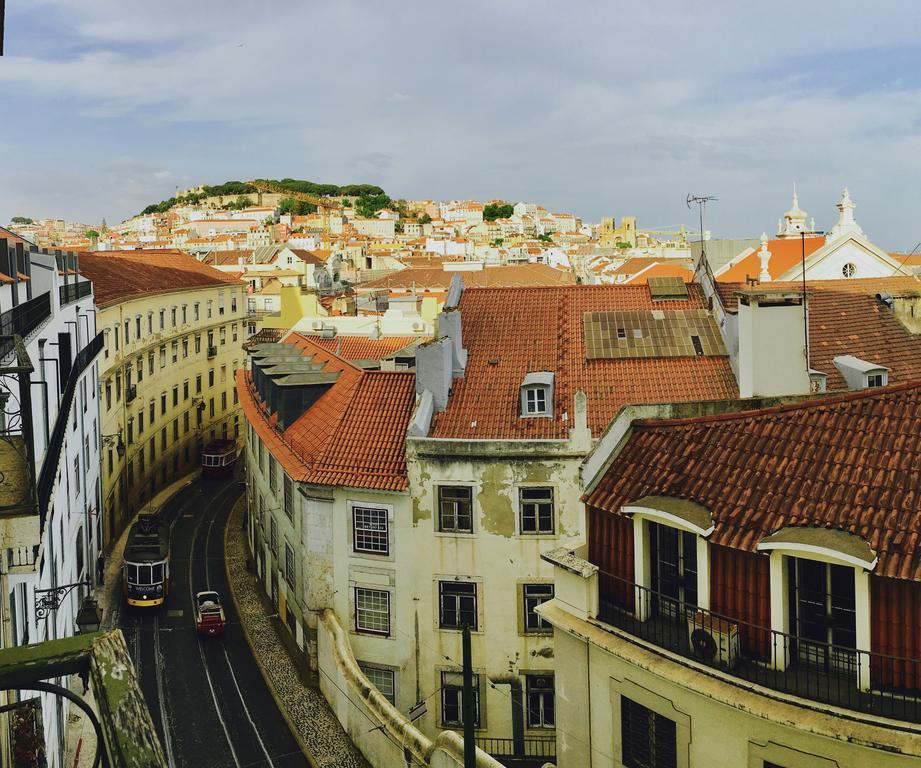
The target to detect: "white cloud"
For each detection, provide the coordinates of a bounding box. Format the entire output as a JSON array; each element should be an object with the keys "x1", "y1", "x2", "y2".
[{"x1": 2, "y1": 1, "x2": 921, "y2": 246}]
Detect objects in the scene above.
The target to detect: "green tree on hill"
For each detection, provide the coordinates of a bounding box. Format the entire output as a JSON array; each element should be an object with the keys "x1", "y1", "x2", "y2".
[{"x1": 484, "y1": 202, "x2": 514, "y2": 221}]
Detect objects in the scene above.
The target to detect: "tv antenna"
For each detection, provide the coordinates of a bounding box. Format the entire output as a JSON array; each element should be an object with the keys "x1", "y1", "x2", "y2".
[{"x1": 687, "y1": 194, "x2": 716, "y2": 269}]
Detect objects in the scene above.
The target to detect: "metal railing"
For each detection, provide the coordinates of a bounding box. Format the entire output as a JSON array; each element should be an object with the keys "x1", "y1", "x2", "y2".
[
  {"x1": 597, "y1": 572, "x2": 921, "y2": 723},
  {"x1": 59, "y1": 280, "x2": 92, "y2": 306},
  {"x1": 36, "y1": 332, "x2": 105, "y2": 520},
  {"x1": 207, "y1": 345, "x2": 218, "y2": 358},
  {"x1": 475, "y1": 736, "x2": 557, "y2": 760},
  {"x1": 0, "y1": 292, "x2": 51, "y2": 360}
]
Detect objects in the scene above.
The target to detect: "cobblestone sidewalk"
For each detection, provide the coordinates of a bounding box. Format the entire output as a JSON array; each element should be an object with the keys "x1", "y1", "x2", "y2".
[{"x1": 224, "y1": 497, "x2": 370, "y2": 768}]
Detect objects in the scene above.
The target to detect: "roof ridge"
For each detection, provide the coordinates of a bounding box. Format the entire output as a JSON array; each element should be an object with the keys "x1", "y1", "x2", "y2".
[{"x1": 632, "y1": 379, "x2": 921, "y2": 429}]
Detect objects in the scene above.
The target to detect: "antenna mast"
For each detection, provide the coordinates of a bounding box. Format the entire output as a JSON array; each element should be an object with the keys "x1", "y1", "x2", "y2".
[{"x1": 686, "y1": 194, "x2": 716, "y2": 269}]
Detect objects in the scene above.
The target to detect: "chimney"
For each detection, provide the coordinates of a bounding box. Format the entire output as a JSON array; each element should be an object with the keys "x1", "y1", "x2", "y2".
[
  {"x1": 415, "y1": 336, "x2": 453, "y2": 412},
  {"x1": 757, "y1": 233, "x2": 771, "y2": 282},
  {"x1": 438, "y1": 308, "x2": 467, "y2": 378},
  {"x1": 736, "y1": 288, "x2": 811, "y2": 398}
]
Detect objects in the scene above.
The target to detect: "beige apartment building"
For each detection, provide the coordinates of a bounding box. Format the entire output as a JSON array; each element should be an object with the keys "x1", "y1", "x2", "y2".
[{"x1": 79, "y1": 250, "x2": 244, "y2": 546}]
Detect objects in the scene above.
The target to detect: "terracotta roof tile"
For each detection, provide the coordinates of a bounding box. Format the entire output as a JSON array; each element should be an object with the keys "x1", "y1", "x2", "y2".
[
  {"x1": 237, "y1": 334, "x2": 415, "y2": 490},
  {"x1": 585, "y1": 380, "x2": 921, "y2": 580},
  {"x1": 430, "y1": 284, "x2": 738, "y2": 439},
  {"x1": 305, "y1": 335, "x2": 419, "y2": 360},
  {"x1": 78, "y1": 249, "x2": 239, "y2": 307}
]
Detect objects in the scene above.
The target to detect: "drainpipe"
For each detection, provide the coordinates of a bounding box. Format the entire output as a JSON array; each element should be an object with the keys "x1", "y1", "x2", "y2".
[{"x1": 489, "y1": 673, "x2": 525, "y2": 758}]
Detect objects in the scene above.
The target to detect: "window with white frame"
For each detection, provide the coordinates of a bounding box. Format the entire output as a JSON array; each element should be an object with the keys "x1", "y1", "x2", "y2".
[
  {"x1": 355, "y1": 587, "x2": 390, "y2": 635},
  {"x1": 519, "y1": 487, "x2": 554, "y2": 534},
  {"x1": 525, "y1": 387, "x2": 547, "y2": 414},
  {"x1": 867, "y1": 372, "x2": 885, "y2": 388},
  {"x1": 519, "y1": 372, "x2": 554, "y2": 417},
  {"x1": 353, "y1": 506, "x2": 389, "y2": 555},
  {"x1": 441, "y1": 671, "x2": 480, "y2": 727},
  {"x1": 438, "y1": 486, "x2": 473, "y2": 533},
  {"x1": 525, "y1": 674, "x2": 555, "y2": 729},
  {"x1": 439, "y1": 581, "x2": 477, "y2": 630},
  {"x1": 523, "y1": 583, "x2": 554, "y2": 633},
  {"x1": 358, "y1": 663, "x2": 396, "y2": 705}
]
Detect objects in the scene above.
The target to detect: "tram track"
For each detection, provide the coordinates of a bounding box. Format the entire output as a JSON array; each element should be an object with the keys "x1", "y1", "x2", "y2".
[{"x1": 119, "y1": 477, "x2": 305, "y2": 767}]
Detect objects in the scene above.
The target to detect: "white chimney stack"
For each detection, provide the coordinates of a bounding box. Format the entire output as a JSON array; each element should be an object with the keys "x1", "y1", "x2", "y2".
[{"x1": 758, "y1": 233, "x2": 772, "y2": 282}]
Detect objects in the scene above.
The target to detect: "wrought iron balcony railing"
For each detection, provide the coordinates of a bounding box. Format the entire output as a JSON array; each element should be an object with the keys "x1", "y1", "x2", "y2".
[
  {"x1": 598, "y1": 571, "x2": 921, "y2": 724},
  {"x1": 0, "y1": 292, "x2": 51, "y2": 360},
  {"x1": 59, "y1": 279, "x2": 92, "y2": 306}
]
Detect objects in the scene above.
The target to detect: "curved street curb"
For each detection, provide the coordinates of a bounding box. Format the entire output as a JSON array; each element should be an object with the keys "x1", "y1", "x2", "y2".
[{"x1": 222, "y1": 493, "x2": 320, "y2": 768}]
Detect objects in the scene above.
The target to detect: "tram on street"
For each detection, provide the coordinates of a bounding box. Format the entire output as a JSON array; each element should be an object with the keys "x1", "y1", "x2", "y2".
[
  {"x1": 123, "y1": 514, "x2": 170, "y2": 607},
  {"x1": 201, "y1": 438, "x2": 237, "y2": 478}
]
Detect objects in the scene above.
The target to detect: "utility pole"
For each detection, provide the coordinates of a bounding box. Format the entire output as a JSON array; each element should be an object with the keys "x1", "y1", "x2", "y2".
[{"x1": 462, "y1": 623, "x2": 476, "y2": 768}]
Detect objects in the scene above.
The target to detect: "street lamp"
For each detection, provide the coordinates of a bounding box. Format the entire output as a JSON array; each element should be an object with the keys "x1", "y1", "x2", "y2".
[
  {"x1": 101, "y1": 430, "x2": 125, "y2": 458},
  {"x1": 75, "y1": 597, "x2": 102, "y2": 635},
  {"x1": 34, "y1": 577, "x2": 91, "y2": 620}
]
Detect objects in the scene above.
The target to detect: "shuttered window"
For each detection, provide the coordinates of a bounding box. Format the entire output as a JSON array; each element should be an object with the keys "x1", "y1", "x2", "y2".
[{"x1": 621, "y1": 696, "x2": 677, "y2": 768}]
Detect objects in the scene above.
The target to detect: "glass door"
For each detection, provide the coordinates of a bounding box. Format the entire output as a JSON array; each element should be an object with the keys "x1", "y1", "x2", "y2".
[
  {"x1": 650, "y1": 522, "x2": 698, "y2": 619},
  {"x1": 789, "y1": 557, "x2": 857, "y2": 672}
]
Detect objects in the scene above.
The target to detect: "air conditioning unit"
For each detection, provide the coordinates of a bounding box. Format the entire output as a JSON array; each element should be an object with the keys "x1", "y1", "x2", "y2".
[
  {"x1": 412, "y1": 322, "x2": 424, "y2": 331},
  {"x1": 687, "y1": 611, "x2": 739, "y2": 669},
  {"x1": 311, "y1": 320, "x2": 324, "y2": 330}
]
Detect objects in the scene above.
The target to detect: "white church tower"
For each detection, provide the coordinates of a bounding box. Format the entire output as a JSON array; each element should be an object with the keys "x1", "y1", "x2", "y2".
[{"x1": 827, "y1": 186, "x2": 864, "y2": 241}]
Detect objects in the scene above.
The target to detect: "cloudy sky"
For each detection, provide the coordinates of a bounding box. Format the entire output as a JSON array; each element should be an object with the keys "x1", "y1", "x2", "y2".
[{"x1": 2, "y1": 1, "x2": 921, "y2": 248}]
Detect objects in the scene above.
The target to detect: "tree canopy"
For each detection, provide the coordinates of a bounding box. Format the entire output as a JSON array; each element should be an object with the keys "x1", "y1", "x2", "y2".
[
  {"x1": 483, "y1": 202, "x2": 514, "y2": 221},
  {"x1": 139, "y1": 178, "x2": 386, "y2": 216},
  {"x1": 278, "y1": 197, "x2": 317, "y2": 216},
  {"x1": 10, "y1": 216, "x2": 33, "y2": 224},
  {"x1": 355, "y1": 193, "x2": 392, "y2": 218}
]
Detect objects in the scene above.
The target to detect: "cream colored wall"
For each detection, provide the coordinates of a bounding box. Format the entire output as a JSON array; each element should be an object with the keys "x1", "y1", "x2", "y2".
[
  {"x1": 99, "y1": 283, "x2": 245, "y2": 546},
  {"x1": 405, "y1": 438, "x2": 586, "y2": 742},
  {"x1": 243, "y1": 429, "x2": 418, "y2": 709},
  {"x1": 736, "y1": 298, "x2": 811, "y2": 398},
  {"x1": 550, "y1": 623, "x2": 921, "y2": 768}
]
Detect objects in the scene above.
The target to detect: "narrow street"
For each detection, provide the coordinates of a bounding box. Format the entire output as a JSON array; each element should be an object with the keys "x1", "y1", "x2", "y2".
[{"x1": 116, "y1": 478, "x2": 309, "y2": 768}]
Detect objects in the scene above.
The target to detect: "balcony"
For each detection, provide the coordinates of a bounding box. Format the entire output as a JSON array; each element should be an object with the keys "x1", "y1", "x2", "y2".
[
  {"x1": 0, "y1": 292, "x2": 52, "y2": 360},
  {"x1": 59, "y1": 279, "x2": 92, "y2": 306},
  {"x1": 36, "y1": 331, "x2": 104, "y2": 521},
  {"x1": 126, "y1": 384, "x2": 137, "y2": 403},
  {"x1": 475, "y1": 736, "x2": 556, "y2": 767},
  {"x1": 544, "y1": 548, "x2": 921, "y2": 725},
  {"x1": 207, "y1": 345, "x2": 218, "y2": 358}
]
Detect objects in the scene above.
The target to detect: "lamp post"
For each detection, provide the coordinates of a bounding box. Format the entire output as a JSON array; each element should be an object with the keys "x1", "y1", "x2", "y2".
[
  {"x1": 101, "y1": 430, "x2": 125, "y2": 459},
  {"x1": 75, "y1": 598, "x2": 102, "y2": 635}
]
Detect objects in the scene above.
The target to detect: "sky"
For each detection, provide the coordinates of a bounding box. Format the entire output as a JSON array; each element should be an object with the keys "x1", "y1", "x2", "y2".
[{"x1": 3, "y1": 1, "x2": 921, "y2": 248}]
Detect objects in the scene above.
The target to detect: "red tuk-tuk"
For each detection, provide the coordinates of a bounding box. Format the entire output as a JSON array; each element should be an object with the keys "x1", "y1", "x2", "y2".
[{"x1": 195, "y1": 591, "x2": 226, "y2": 637}]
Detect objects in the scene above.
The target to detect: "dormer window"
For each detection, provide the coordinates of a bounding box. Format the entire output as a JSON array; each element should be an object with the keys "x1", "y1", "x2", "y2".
[
  {"x1": 520, "y1": 372, "x2": 554, "y2": 418},
  {"x1": 833, "y1": 355, "x2": 888, "y2": 390}
]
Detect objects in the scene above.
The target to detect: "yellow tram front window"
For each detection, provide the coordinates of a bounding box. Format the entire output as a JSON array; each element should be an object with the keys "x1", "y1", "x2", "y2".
[{"x1": 152, "y1": 563, "x2": 164, "y2": 583}]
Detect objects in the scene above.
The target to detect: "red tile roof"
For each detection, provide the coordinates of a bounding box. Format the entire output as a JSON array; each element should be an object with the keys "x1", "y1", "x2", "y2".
[
  {"x1": 716, "y1": 236, "x2": 825, "y2": 283},
  {"x1": 238, "y1": 334, "x2": 415, "y2": 490},
  {"x1": 78, "y1": 249, "x2": 239, "y2": 307},
  {"x1": 305, "y1": 335, "x2": 419, "y2": 360},
  {"x1": 358, "y1": 263, "x2": 575, "y2": 292},
  {"x1": 430, "y1": 284, "x2": 739, "y2": 439},
  {"x1": 0, "y1": 226, "x2": 34, "y2": 247},
  {"x1": 717, "y1": 276, "x2": 921, "y2": 391},
  {"x1": 585, "y1": 380, "x2": 921, "y2": 580},
  {"x1": 623, "y1": 261, "x2": 695, "y2": 285}
]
